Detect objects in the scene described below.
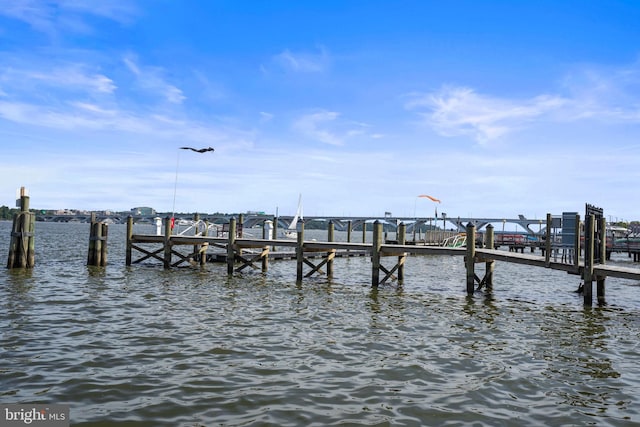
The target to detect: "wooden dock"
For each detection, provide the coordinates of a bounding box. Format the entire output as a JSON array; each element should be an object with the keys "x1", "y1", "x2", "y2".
[{"x1": 125, "y1": 214, "x2": 640, "y2": 306}]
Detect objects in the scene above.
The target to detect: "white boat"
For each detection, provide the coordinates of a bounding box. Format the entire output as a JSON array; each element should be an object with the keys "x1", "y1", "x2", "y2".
[{"x1": 283, "y1": 194, "x2": 303, "y2": 239}]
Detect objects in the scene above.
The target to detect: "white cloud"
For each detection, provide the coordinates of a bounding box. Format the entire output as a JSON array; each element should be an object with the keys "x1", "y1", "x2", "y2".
[
  {"x1": 293, "y1": 110, "x2": 381, "y2": 146},
  {"x1": 0, "y1": 0, "x2": 138, "y2": 36},
  {"x1": 559, "y1": 61, "x2": 640, "y2": 121},
  {"x1": 406, "y1": 86, "x2": 568, "y2": 143},
  {"x1": 123, "y1": 55, "x2": 186, "y2": 104},
  {"x1": 294, "y1": 111, "x2": 343, "y2": 145},
  {"x1": 259, "y1": 112, "x2": 274, "y2": 123},
  {"x1": 272, "y1": 46, "x2": 330, "y2": 73},
  {"x1": 408, "y1": 61, "x2": 640, "y2": 143},
  {"x1": 0, "y1": 98, "x2": 253, "y2": 148},
  {"x1": 2, "y1": 66, "x2": 116, "y2": 95}
]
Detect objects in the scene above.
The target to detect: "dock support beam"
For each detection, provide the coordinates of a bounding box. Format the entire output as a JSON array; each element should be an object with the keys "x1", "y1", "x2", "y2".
[
  {"x1": 327, "y1": 221, "x2": 335, "y2": 278},
  {"x1": 597, "y1": 216, "x2": 607, "y2": 305},
  {"x1": 126, "y1": 216, "x2": 133, "y2": 266},
  {"x1": 483, "y1": 224, "x2": 494, "y2": 291},
  {"x1": 371, "y1": 221, "x2": 382, "y2": 287},
  {"x1": 87, "y1": 212, "x2": 108, "y2": 267},
  {"x1": 465, "y1": 222, "x2": 476, "y2": 295},
  {"x1": 262, "y1": 221, "x2": 270, "y2": 272},
  {"x1": 227, "y1": 217, "x2": 237, "y2": 275},
  {"x1": 296, "y1": 221, "x2": 305, "y2": 283},
  {"x1": 163, "y1": 216, "x2": 172, "y2": 269},
  {"x1": 545, "y1": 213, "x2": 552, "y2": 267},
  {"x1": 398, "y1": 222, "x2": 406, "y2": 283},
  {"x1": 7, "y1": 188, "x2": 35, "y2": 269},
  {"x1": 583, "y1": 214, "x2": 595, "y2": 305}
]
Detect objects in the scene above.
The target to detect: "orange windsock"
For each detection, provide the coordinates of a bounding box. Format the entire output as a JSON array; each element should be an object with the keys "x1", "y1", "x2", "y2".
[{"x1": 418, "y1": 195, "x2": 441, "y2": 203}]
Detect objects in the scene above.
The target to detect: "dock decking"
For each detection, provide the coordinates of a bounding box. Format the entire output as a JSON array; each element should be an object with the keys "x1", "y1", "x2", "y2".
[{"x1": 125, "y1": 215, "x2": 640, "y2": 306}]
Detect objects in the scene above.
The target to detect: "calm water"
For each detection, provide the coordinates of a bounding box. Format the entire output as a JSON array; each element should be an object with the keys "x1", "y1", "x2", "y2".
[{"x1": 1, "y1": 221, "x2": 640, "y2": 426}]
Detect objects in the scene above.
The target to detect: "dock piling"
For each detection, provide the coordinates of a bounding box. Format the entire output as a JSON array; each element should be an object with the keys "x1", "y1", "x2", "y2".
[
  {"x1": 371, "y1": 221, "x2": 382, "y2": 287},
  {"x1": 597, "y1": 216, "x2": 607, "y2": 305},
  {"x1": 583, "y1": 214, "x2": 595, "y2": 305},
  {"x1": 7, "y1": 187, "x2": 35, "y2": 269},
  {"x1": 327, "y1": 221, "x2": 335, "y2": 278},
  {"x1": 126, "y1": 216, "x2": 133, "y2": 266},
  {"x1": 296, "y1": 221, "x2": 305, "y2": 283},
  {"x1": 398, "y1": 222, "x2": 406, "y2": 283},
  {"x1": 87, "y1": 213, "x2": 108, "y2": 267},
  {"x1": 483, "y1": 224, "x2": 495, "y2": 291},
  {"x1": 163, "y1": 216, "x2": 172, "y2": 269},
  {"x1": 227, "y1": 217, "x2": 237, "y2": 275},
  {"x1": 465, "y1": 222, "x2": 476, "y2": 295}
]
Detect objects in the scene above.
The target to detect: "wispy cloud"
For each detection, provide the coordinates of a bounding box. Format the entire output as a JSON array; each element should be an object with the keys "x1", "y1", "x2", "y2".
[
  {"x1": 272, "y1": 46, "x2": 330, "y2": 73},
  {"x1": 293, "y1": 110, "x2": 375, "y2": 146},
  {"x1": 0, "y1": 98, "x2": 253, "y2": 148},
  {"x1": 560, "y1": 60, "x2": 640, "y2": 121},
  {"x1": 406, "y1": 86, "x2": 567, "y2": 143},
  {"x1": 123, "y1": 55, "x2": 186, "y2": 104},
  {"x1": 408, "y1": 61, "x2": 640, "y2": 143},
  {"x1": 0, "y1": 0, "x2": 138, "y2": 36},
  {"x1": 259, "y1": 111, "x2": 274, "y2": 123},
  {"x1": 294, "y1": 111, "x2": 343, "y2": 145},
  {"x1": 1, "y1": 65, "x2": 116, "y2": 95}
]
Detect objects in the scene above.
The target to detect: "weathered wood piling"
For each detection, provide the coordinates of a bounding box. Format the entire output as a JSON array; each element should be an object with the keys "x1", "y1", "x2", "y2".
[
  {"x1": 7, "y1": 187, "x2": 35, "y2": 269},
  {"x1": 87, "y1": 213, "x2": 108, "y2": 267}
]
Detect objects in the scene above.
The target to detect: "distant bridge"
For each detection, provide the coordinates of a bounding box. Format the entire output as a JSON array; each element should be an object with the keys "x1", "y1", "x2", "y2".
[{"x1": 37, "y1": 212, "x2": 551, "y2": 235}]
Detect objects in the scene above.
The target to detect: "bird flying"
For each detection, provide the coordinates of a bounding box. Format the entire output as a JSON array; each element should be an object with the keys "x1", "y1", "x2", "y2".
[{"x1": 180, "y1": 146, "x2": 215, "y2": 153}]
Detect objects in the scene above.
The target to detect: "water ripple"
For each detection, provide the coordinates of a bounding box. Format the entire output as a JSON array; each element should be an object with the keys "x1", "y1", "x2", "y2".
[{"x1": 1, "y1": 223, "x2": 639, "y2": 426}]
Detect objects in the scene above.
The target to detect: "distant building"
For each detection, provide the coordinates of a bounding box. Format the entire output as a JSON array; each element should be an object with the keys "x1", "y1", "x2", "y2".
[{"x1": 131, "y1": 207, "x2": 156, "y2": 216}]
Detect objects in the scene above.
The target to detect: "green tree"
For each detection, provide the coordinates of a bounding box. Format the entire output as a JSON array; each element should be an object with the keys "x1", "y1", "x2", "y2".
[{"x1": 0, "y1": 205, "x2": 13, "y2": 220}]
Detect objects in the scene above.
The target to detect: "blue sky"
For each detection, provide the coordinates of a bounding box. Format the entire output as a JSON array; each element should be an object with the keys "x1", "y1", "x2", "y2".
[{"x1": 1, "y1": 1, "x2": 640, "y2": 221}]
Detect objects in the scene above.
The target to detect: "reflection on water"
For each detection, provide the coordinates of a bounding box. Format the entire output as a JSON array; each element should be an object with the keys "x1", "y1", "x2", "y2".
[{"x1": 0, "y1": 221, "x2": 639, "y2": 426}]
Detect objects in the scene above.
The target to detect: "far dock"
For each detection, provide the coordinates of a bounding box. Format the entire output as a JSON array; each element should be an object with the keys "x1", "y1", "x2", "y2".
[{"x1": 125, "y1": 208, "x2": 640, "y2": 306}]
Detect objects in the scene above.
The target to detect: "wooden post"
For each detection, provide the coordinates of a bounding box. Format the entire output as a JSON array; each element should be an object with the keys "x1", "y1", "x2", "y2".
[
  {"x1": 126, "y1": 216, "x2": 133, "y2": 266},
  {"x1": 272, "y1": 216, "x2": 278, "y2": 240},
  {"x1": 200, "y1": 219, "x2": 209, "y2": 266},
  {"x1": 371, "y1": 221, "x2": 382, "y2": 287},
  {"x1": 583, "y1": 214, "x2": 595, "y2": 305},
  {"x1": 193, "y1": 212, "x2": 200, "y2": 257},
  {"x1": 465, "y1": 222, "x2": 476, "y2": 295},
  {"x1": 485, "y1": 224, "x2": 495, "y2": 290},
  {"x1": 26, "y1": 212, "x2": 35, "y2": 268},
  {"x1": 88, "y1": 213, "x2": 97, "y2": 265},
  {"x1": 327, "y1": 221, "x2": 335, "y2": 278},
  {"x1": 100, "y1": 222, "x2": 108, "y2": 267},
  {"x1": 163, "y1": 216, "x2": 172, "y2": 269},
  {"x1": 347, "y1": 220, "x2": 352, "y2": 243},
  {"x1": 296, "y1": 220, "x2": 305, "y2": 283},
  {"x1": 362, "y1": 221, "x2": 367, "y2": 243},
  {"x1": 262, "y1": 221, "x2": 269, "y2": 272},
  {"x1": 227, "y1": 217, "x2": 236, "y2": 275},
  {"x1": 7, "y1": 189, "x2": 35, "y2": 269},
  {"x1": 17, "y1": 212, "x2": 27, "y2": 269},
  {"x1": 398, "y1": 222, "x2": 406, "y2": 283},
  {"x1": 95, "y1": 221, "x2": 103, "y2": 267},
  {"x1": 597, "y1": 216, "x2": 607, "y2": 305},
  {"x1": 87, "y1": 213, "x2": 107, "y2": 267},
  {"x1": 545, "y1": 213, "x2": 552, "y2": 267},
  {"x1": 6, "y1": 212, "x2": 19, "y2": 268},
  {"x1": 573, "y1": 214, "x2": 580, "y2": 269}
]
